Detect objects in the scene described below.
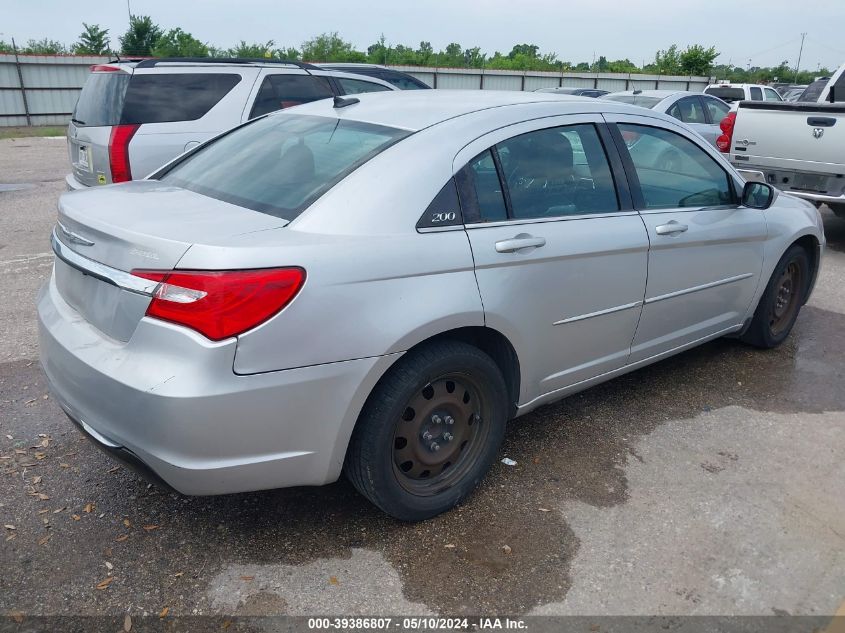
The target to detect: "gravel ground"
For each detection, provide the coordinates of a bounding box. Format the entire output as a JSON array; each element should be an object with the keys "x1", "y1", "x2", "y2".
[{"x1": 1, "y1": 137, "x2": 843, "y2": 623}]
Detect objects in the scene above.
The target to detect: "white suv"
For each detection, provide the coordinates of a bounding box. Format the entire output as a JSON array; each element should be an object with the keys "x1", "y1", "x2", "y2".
[
  {"x1": 704, "y1": 83, "x2": 783, "y2": 104},
  {"x1": 66, "y1": 58, "x2": 397, "y2": 190}
]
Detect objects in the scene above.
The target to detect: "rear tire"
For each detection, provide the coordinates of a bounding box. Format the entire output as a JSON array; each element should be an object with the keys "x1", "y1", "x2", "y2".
[
  {"x1": 828, "y1": 203, "x2": 845, "y2": 219},
  {"x1": 742, "y1": 245, "x2": 810, "y2": 349},
  {"x1": 345, "y1": 340, "x2": 508, "y2": 522}
]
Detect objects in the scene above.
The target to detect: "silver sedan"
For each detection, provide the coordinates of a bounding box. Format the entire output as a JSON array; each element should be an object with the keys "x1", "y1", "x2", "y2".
[
  {"x1": 603, "y1": 89, "x2": 732, "y2": 147},
  {"x1": 38, "y1": 90, "x2": 825, "y2": 521}
]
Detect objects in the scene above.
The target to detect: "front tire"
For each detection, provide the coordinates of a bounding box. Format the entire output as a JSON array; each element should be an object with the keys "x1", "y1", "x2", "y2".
[
  {"x1": 742, "y1": 244, "x2": 810, "y2": 348},
  {"x1": 345, "y1": 340, "x2": 508, "y2": 521}
]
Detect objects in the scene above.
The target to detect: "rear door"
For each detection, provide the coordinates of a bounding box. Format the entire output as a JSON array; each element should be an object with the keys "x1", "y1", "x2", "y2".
[
  {"x1": 605, "y1": 114, "x2": 766, "y2": 362},
  {"x1": 68, "y1": 66, "x2": 132, "y2": 187},
  {"x1": 666, "y1": 96, "x2": 716, "y2": 145},
  {"x1": 457, "y1": 115, "x2": 649, "y2": 400}
]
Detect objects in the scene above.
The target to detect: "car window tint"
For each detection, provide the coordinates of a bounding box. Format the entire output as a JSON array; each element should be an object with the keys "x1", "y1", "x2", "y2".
[
  {"x1": 495, "y1": 124, "x2": 618, "y2": 219},
  {"x1": 378, "y1": 72, "x2": 429, "y2": 90},
  {"x1": 703, "y1": 97, "x2": 730, "y2": 123},
  {"x1": 618, "y1": 123, "x2": 733, "y2": 209},
  {"x1": 121, "y1": 74, "x2": 241, "y2": 124},
  {"x1": 336, "y1": 77, "x2": 392, "y2": 95},
  {"x1": 764, "y1": 88, "x2": 781, "y2": 101},
  {"x1": 750, "y1": 86, "x2": 763, "y2": 100},
  {"x1": 833, "y1": 73, "x2": 845, "y2": 102},
  {"x1": 161, "y1": 114, "x2": 409, "y2": 221},
  {"x1": 72, "y1": 71, "x2": 130, "y2": 127},
  {"x1": 704, "y1": 87, "x2": 744, "y2": 102},
  {"x1": 456, "y1": 150, "x2": 508, "y2": 223},
  {"x1": 249, "y1": 74, "x2": 333, "y2": 119},
  {"x1": 667, "y1": 98, "x2": 706, "y2": 124}
]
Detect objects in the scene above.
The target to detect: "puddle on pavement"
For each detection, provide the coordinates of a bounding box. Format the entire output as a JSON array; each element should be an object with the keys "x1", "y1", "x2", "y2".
[
  {"x1": 2, "y1": 306, "x2": 845, "y2": 615},
  {"x1": 0, "y1": 183, "x2": 35, "y2": 193}
]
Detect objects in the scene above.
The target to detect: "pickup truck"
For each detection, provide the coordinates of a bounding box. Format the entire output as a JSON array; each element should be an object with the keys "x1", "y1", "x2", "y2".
[{"x1": 717, "y1": 64, "x2": 845, "y2": 217}]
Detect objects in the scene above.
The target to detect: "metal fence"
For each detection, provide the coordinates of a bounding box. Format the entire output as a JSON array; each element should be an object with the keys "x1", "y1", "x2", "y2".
[{"x1": 0, "y1": 54, "x2": 714, "y2": 127}]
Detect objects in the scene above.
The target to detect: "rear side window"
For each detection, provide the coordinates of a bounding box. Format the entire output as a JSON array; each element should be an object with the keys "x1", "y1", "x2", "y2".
[
  {"x1": 378, "y1": 72, "x2": 430, "y2": 90},
  {"x1": 764, "y1": 88, "x2": 781, "y2": 101},
  {"x1": 249, "y1": 74, "x2": 333, "y2": 119},
  {"x1": 160, "y1": 114, "x2": 410, "y2": 221},
  {"x1": 336, "y1": 77, "x2": 391, "y2": 95},
  {"x1": 456, "y1": 150, "x2": 509, "y2": 223},
  {"x1": 121, "y1": 74, "x2": 241, "y2": 124},
  {"x1": 750, "y1": 87, "x2": 763, "y2": 100},
  {"x1": 667, "y1": 97, "x2": 706, "y2": 124},
  {"x1": 703, "y1": 97, "x2": 730, "y2": 123},
  {"x1": 704, "y1": 87, "x2": 744, "y2": 102},
  {"x1": 72, "y1": 72, "x2": 130, "y2": 127}
]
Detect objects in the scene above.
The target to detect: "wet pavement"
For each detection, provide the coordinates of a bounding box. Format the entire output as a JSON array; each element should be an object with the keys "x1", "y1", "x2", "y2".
[{"x1": 1, "y1": 137, "x2": 843, "y2": 619}]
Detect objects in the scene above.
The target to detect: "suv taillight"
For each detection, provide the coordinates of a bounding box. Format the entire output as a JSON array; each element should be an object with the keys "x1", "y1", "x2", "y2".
[
  {"x1": 131, "y1": 268, "x2": 306, "y2": 341},
  {"x1": 108, "y1": 124, "x2": 140, "y2": 183},
  {"x1": 716, "y1": 112, "x2": 736, "y2": 153}
]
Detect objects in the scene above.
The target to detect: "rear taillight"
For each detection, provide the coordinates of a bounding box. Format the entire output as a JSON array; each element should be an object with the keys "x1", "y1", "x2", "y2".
[
  {"x1": 131, "y1": 268, "x2": 306, "y2": 341},
  {"x1": 90, "y1": 65, "x2": 120, "y2": 72},
  {"x1": 716, "y1": 112, "x2": 736, "y2": 153},
  {"x1": 108, "y1": 124, "x2": 140, "y2": 183}
]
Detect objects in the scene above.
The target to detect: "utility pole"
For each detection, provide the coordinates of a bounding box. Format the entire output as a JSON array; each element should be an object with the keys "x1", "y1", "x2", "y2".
[
  {"x1": 11, "y1": 37, "x2": 32, "y2": 126},
  {"x1": 794, "y1": 32, "x2": 807, "y2": 83},
  {"x1": 127, "y1": 0, "x2": 132, "y2": 21}
]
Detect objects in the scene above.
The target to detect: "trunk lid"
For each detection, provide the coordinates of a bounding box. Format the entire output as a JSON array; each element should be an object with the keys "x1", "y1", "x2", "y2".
[{"x1": 54, "y1": 181, "x2": 289, "y2": 341}]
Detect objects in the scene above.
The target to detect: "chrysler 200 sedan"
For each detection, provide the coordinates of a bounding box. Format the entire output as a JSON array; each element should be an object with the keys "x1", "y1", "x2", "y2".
[{"x1": 38, "y1": 91, "x2": 825, "y2": 521}]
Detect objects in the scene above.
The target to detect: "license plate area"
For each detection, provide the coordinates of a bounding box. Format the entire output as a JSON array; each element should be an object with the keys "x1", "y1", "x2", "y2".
[
  {"x1": 790, "y1": 173, "x2": 827, "y2": 193},
  {"x1": 77, "y1": 145, "x2": 92, "y2": 172}
]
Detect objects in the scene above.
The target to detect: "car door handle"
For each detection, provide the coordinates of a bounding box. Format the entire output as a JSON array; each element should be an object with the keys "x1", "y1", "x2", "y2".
[
  {"x1": 655, "y1": 222, "x2": 689, "y2": 236},
  {"x1": 495, "y1": 234, "x2": 546, "y2": 253}
]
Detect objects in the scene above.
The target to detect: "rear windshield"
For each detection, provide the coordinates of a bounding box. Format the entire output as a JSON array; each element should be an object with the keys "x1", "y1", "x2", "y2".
[
  {"x1": 121, "y1": 73, "x2": 241, "y2": 124},
  {"x1": 799, "y1": 79, "x2": 827, "y2": 102},
  {"x1": 72, "y1": 71, "x2": 130, "y2": 127},
  {"x1": 704, "y1": 87, "x2": 745, "y2": 102},
  {"x1": 603, "y1": 95, "x2": 662, "y2": 108},
  {"x1": 159, "y1": 114, "x2": 411, "y2": 221}
]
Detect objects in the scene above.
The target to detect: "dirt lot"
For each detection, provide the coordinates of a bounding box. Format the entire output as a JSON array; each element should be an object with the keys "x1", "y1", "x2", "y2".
[{"x1": 1, "y1": 137, "x2": 843, "y2": 624}]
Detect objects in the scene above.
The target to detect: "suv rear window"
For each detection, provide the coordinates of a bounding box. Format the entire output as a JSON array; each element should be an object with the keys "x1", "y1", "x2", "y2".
[
  {"x1": 72, "y1": 71, "x2": 131, "y2": 127},
  {"x1": 704, "y1": 87, "x2": 745, "y2": 102},
  {"x1": 120, "y1": 73, "x2": 241, "y2": 124},
  {"x1": 159, "y1": 114, "x2": 411, "y2": 221}
]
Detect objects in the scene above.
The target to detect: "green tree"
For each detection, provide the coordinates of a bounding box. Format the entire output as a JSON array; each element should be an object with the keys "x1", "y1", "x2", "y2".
[
  {"x1": 679, "y1": 44, "x2": 718, "y2": 76},
  {"x1": 152, "y1": 28, "x2": 208, "y2": 57},
  {"x1": 300, "y1": 32, "x2": 365, "y2": 62},
  {"x1": 119, "y1": 15, "x2": 162, "y2": 57},
  {"x1": 224, "y1": 40, "x2": 276, "y2": 58},
  {"x1": 508, "y1": 44, "x2": 539, "y2": 59},
  {"x1": 0, "y1": 40, "x2": 15, "y2": 53},
  {"x1": 416, "y1": 41, "x2": 433, "y2": 65},
  {"x1": 23, "y1": 38, "x2": 68, "y2": 54},
  {"x1": 72, "y1": 23, "x2": 110, "y2": 55}
]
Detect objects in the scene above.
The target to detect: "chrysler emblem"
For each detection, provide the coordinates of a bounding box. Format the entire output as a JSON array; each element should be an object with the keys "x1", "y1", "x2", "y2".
[
  {"x1": 813, "y1": 128, "x2": 824, "y2": 139},
  {"x1": 57, "y1": 222, "x2": 95, "y2": 247}
]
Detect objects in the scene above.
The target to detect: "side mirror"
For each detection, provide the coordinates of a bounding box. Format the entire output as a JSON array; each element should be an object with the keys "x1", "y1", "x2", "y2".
[{"x1": 741, "y1": 181, "x2": 775, "y2": 209}]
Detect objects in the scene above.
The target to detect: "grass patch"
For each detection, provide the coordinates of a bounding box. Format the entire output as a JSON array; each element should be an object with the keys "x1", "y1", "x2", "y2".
[{"x1": 0, "y1": 126, "x2": 65, "y2": 140}]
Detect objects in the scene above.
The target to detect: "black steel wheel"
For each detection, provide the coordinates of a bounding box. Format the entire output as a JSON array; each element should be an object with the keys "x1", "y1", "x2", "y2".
[
  {"x1": 742, "y1": 244, "x2": 810, "y2": 348},
  {"x1": 345, "y1": 340, "x2": 509, "y2": 521}
]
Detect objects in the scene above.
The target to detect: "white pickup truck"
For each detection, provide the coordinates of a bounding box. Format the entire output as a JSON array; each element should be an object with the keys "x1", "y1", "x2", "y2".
[{"x1": 718, "y1": 63, "x2": 845, "y2": 217}]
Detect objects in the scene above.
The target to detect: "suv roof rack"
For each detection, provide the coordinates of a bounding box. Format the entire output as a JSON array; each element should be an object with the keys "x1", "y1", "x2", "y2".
[{"x1": 134, "y1": 57, "x2": 320, "y2": 70}]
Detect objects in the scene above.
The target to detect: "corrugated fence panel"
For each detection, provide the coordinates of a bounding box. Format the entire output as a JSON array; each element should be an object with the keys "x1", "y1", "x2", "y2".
[
  {"x1": 27, "y1": 89, "x2": 80, "y2": 114},
  {"x1": 524, "y1": 76, "x2": 559, "y2": 91},
  {"x1": 406, "y1": 71, "x2": 435, "y2": 87},
  {"x1": 0, "y1": 63, "x2": 22, "y2": 88},
  {"x1": 596, "y1": 78, "x2": 628, "y2": 91},
  {"x1": 561, "y1": 77, "x2": 596, "y2": 88},
  {"x1": 0, "y1": 89, "x2": 25, "y2": 114},
  {"x1": 657, "y1": 80, "x2": 689, "y2": 91},
  {"x1": 629, "y1": 79, "x2": 658, "y2": 91},
  {"x1": 436, "y1": 72, "x2": 482, "y2": 90},
  {"x1": 482, "y1": 73, "x2": 522, "y2": 91}
]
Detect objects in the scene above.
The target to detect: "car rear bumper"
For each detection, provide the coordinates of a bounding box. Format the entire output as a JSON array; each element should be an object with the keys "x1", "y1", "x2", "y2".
[
  {"x1": 37, "y1": 269, "x2": 398, "y2": 495},
  {"x1": 65, "y1": 173, "x2": 88, "y2": 191},
  {"x1": 736, "y1": 168, "x2": 845, "y2": 207}
]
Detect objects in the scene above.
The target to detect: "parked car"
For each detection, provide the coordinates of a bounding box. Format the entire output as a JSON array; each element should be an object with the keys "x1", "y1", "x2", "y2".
[
  {"x1": 41, "y1": 90, "x2": 824, "y2": 521},
  {"x1": 314, "y1": 63, "x2": 431, "y2": 89},
  {"x1": 66, "y1": 58, "x2": 397, "y2": 190},
  {"x1": 534, "y1": 87, "x2": 609, "y2": 98},
  {"x1": 718, "y1": 62, "x2": 845, "y2": 218},
  {"x1": 704, "y1": 83, "x2": 783, "y2": 103},
  {"x1": 782, "y1": 87, "x2": 807, "y2": 102},
  {"x1": 602, "y1": 90, "x2": 731, "y2": 147},
  {"x1": 795, "y1": 64, "x2": 845, "y2": 103}
]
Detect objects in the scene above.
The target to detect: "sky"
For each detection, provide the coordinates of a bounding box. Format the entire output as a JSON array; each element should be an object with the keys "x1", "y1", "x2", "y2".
[{"x1": 3, "y1": 0, "x2": 844, "y2": 72}]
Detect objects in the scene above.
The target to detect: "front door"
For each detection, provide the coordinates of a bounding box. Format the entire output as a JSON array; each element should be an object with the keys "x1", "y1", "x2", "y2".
[
  {"x1": 605, "y1": 116, "x2": 766, "y2": 363},
  {"x1": 455, "y1": 116, "x2": 649, "y2": 403}
]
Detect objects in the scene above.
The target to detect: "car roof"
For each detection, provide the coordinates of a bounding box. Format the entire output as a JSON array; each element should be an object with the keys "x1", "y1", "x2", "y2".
[
  {"x1": 279, "y1": 89, "x2": 663, "y2": 132},
  {"x1": 605, "y1": 89, "x2": 686, "y2": 99},
  {"x1": 706, "y1": 83, "x2": 771, "y2": 89},
  {"x1": 315, "y1": 63, "x2": 389, "y2": 70}
]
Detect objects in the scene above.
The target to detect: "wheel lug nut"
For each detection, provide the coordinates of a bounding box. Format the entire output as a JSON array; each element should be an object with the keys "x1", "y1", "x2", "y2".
[
  {"x1": 443, "y1": 432, "x2": 453, "y2": 441},
  {"x1": 473, "y1": 413, "x2": 481, "y2": 422},
  {"x1": 422, "y1": 431, "x2": 433, "y2": 441},
  {"x1": 432, "y1": 415, "x2": 442, "y2": 424},
  {"x1": 445, "y1": 416, "x2": 454, "y2": 425},
  {"x1": 430, "y1": 442, "x2": 440, "y2": 452}
]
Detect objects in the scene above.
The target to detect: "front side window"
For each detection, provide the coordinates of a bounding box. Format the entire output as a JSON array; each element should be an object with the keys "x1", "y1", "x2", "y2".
[
  {"x1": 667, "y1": 97, "x2": 706, "y2": 124},
  {"x1": 764, "y1": 88, "x2": 782, "y2": 101},
  {"x1": 160, "y1": 114, "x2": 410, "y2": 221},
  {"x1": 495, "y1": 124, "x2": 619, "y2": 219},
  {"x1": 703, "y1": 97, "x2": 730, "y2": 123},
  {"x1": 336, "y1": 77, "x2": 392, "y2": 95},
  {"x1": 121, "y1": 73, "x2": 241, "y2": 124},
  {"x1": 249, "y1": 75, "x2": 333, "y2": 119},
  {"x1": 618, "y1": 123, "x2": 734, "y2": 209}
]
